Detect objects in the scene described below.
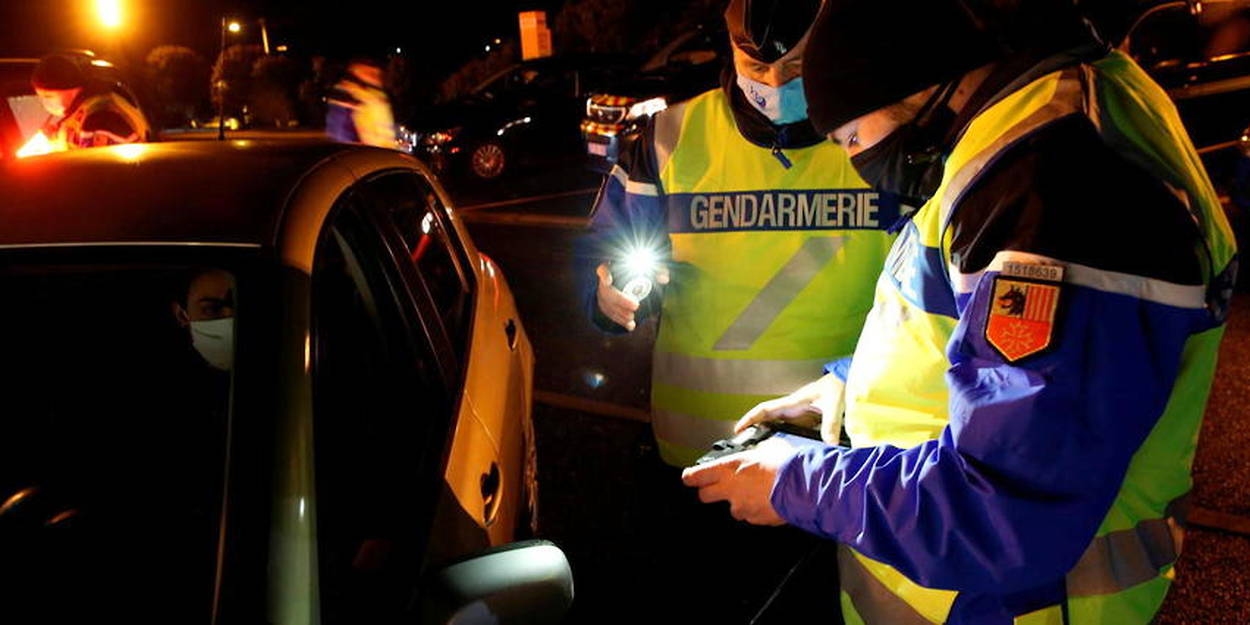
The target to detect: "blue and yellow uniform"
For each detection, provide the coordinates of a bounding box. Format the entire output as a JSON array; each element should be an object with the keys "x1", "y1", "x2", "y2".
[
  {"x1": 770, "y1": 50, "x2": 1237, "y2": 624},
  {"x1": 585, "y1": 73, "x2": 898, "y2": 466}
]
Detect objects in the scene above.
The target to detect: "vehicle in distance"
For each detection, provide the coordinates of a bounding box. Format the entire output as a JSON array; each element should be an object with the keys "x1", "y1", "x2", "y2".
[
  {"x1": 582, "y1": 24, "x2": 728, "y2": 171},
  {"x1": 0, "y1": 141, "x2": 571, "y2": 624},
  {"x1": 414, "y1": 54, "x2": 634, "y2": 181}
]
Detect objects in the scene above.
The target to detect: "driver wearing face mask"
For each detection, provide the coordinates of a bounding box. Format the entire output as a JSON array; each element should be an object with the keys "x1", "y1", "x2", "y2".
[
  {"x1": 582, "y1": 0, "x2": 900, "y2": 470},
  {"x1": 172, "y1": 268, "x2": 236, "y2": 372}
]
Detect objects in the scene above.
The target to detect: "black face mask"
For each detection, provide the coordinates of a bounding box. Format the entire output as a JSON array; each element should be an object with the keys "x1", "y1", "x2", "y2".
[{"x1": 849, "y1": 83, "x2": 958, "y2": 207}]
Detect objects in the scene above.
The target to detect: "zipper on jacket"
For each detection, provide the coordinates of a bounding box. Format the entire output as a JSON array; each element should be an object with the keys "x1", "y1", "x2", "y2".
[{"x1": 770, "y1": 144, "x2": 793, "y2": 169}]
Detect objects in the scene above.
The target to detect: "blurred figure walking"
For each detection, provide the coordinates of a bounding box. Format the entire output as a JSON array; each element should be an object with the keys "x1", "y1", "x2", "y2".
[{"x1": 326, "y1": 60, "x2": 396, "y2": 148}]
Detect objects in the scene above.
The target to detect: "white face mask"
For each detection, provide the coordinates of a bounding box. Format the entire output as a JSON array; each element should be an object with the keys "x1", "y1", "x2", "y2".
[{"x1": 190, "y1": 317, "x2": 235, "y2": 371}]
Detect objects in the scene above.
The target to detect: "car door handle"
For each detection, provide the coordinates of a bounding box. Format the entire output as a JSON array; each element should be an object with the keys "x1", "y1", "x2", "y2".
[
  {"x1": 481, "y1": 462, "x2": 502, "y2": 526},
  {"x1": 504, "y1": 319, "x2": 518, "y2": 351}
]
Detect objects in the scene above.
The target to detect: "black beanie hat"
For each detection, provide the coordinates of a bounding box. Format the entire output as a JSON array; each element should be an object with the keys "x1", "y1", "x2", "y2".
[
  {"x1": 32, "y1": 55, "x2": 87, "y2": 90},
  {"x1": 801, "y1": 0, "x2": 1002, "y2": 135}
]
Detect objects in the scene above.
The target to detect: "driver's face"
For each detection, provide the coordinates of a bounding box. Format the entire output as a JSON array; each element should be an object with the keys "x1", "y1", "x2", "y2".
[{"x1": 175, "y1": 270, "x2": 236, "y2": 326}]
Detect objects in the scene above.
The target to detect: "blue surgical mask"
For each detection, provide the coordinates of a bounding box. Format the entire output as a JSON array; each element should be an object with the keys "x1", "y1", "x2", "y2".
[{"x1": 736, "y1": 74, "x2": 808, "y2": 125}]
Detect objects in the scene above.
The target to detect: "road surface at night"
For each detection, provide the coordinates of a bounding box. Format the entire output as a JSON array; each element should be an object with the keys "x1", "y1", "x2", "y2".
[{"x1": 459, "y1": 185, "x2": 1250, "y2": 625}]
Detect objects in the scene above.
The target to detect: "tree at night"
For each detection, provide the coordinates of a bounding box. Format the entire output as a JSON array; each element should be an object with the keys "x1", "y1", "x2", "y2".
[
  {"x1": 145, "y1": 46, "x2": 212, "y2": 128},
  {"x1": 212, "y1": 44, "x2": 264, "y2": 121},
  {"x1": 251, "y1": 54, "x2": 303, "y2": 127}
]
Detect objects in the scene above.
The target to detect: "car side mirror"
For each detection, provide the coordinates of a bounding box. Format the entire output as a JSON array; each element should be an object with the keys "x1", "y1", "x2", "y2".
[{"x1": 422, "y1": 540, "x2": 574, "y2": 625}]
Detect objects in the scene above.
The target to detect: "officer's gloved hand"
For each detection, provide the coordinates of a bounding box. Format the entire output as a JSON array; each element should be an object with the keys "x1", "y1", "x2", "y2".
[
  {"x1": 594, "y1": 263, "x2": 669, "y2": 332},
  {"x1": 734, "y1": 373, "x2": 846, "y2": 445}
]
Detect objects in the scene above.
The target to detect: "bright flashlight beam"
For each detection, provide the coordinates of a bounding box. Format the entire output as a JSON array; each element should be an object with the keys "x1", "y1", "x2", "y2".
[
  {"x1": 96, "y1": 0, "x2": 123, "y2": 30},
  {"x1": 622, "y1": 246, "x2": 659, "y2": 279},
  {"x1": 228, "y1": 21, "x2": 242, "y2": 33}
]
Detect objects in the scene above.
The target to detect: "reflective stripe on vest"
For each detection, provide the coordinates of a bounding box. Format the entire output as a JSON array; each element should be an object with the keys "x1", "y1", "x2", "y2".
[
  {"x1": 647, "y1": 88, "x2": 895, "y2": 466},
  {"x1": 839, "y1": 52, "x2": 1234, "y2": 624},
  {"x1": 1067, "y1": 515, "x2": 1184, "y2": 597}
]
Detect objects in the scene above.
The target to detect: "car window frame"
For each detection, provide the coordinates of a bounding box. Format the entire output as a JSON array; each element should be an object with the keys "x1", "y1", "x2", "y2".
[
  {"x1": 306, "y1": 193, "x2": 462, "y2": 623},
  {"x1": 355, "y1": 169, "x2": 477, "y2": 383}
]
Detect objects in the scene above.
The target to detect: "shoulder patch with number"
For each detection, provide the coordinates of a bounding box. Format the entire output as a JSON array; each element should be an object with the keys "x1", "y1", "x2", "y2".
[{"x1": 985, "y1": 261, "x2": 1064, "y2": 362}]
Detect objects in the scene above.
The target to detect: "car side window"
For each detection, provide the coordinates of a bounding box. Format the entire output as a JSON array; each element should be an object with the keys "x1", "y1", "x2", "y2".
[
  {"x1": 310, "y1": 200, "x2": 453, "y2": 624},
  {"x1": 360, "y1": 173, "x2": 475, "y2": 362},
  {"x1": 0, "y1": 259, "x2": 235, "y2": 622}
]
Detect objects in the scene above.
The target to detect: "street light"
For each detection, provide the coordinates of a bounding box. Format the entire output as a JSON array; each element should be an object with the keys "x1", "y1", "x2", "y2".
[
  {"x1": 95, "y1": 0, "x2": 123, "y2": 30},
  {"x1": 226, "y1": 19, "x2": 271, "y2": 54},
  {"x1": 218, "y1": 17, "x2": 243, "y2": 140}
]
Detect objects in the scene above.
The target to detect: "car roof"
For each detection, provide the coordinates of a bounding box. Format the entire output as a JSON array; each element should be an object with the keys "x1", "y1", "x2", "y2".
[{"x1": 0, "y1": 140, "x2": 390, "y2": 249}]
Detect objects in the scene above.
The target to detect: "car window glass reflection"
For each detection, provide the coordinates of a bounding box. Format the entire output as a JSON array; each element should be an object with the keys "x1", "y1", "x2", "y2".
[
  {"x1": 311, "y1": 212, "x2": 449, "y2": 624},
  {"x1": 365, "y1": 174, "x2": 473, "y2": 358},
  {"x1": 0, "y1": 262, "x2": 234, "y2": 622}
]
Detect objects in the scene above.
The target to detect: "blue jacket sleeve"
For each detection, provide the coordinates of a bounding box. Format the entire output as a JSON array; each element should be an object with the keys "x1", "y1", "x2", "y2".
[
  {"x1": 577, "y1": 124, "x2": 669, "y2": 333},
  {"x1": 770, "y1": 271, "x2": 1212, "y2": 593},
  {"x1": 823, "y1": 356, "x2": 853, "y2": 381}
]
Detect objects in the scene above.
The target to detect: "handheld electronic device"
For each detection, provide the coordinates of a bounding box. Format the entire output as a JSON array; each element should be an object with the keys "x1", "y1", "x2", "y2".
[{"x1": 695, "y1": 421, "x2": 822, "y2": 465}]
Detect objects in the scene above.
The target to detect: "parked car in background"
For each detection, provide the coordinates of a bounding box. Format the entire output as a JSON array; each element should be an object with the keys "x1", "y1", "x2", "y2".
[
  {"x1": 414, "y1": 55, "x2": 634, "y2": 182},
  {"x1": 0, "y1": 141, "x2": 570, "y2": 624},
  {"x1": 582, "y1": 23, "x2": 728, "y2": 171}
]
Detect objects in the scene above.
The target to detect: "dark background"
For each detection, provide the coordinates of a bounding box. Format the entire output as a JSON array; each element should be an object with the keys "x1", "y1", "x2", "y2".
[{"x1": 0, "y1": 0, "x2": 554, "y2": 66}]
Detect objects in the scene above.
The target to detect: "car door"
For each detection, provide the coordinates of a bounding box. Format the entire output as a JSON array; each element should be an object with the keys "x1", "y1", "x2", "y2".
[
  {"x1": 357, "y1": 170, "x2": 533, "y2": 544},
  {"x1": 307, "y1": 191, "x2": 474, "y2": 624}
]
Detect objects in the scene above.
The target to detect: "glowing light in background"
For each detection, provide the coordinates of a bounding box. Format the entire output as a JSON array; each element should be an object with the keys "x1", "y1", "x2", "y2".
[
  {"x1": 113, "y1": 142, "x2": 148, "y2": 161},
  {"x1": 228, "y1": 21, "x2": 242, "y2": 33},
  {"x1": 583, "y1": 370, "x2": 607, "y2": 389},
  {"x1": 95, "y1": 0, "x2": 123, "y2": 30}
]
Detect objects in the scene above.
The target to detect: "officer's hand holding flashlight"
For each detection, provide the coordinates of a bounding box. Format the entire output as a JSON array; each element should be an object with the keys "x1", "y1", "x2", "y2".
[
  {"x1": 594, "y1": 247, "x2": 669, "y2": 332},
  {"x1": 734, "y1": 372, "x2": 846, "y2": 444},
  {"x1": 596, "y1": 263, "x2": 641, "y2": 331}
]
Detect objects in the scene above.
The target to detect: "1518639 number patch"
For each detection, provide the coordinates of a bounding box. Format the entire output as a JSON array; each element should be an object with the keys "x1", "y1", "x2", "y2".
[{"x1": 985, "y1": 261, "x2": 1065, "y2": 362}]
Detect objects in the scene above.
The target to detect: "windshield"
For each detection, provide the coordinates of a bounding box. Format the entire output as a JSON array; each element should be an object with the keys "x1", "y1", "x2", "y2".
[{"x1": 0, "y1": 256, "x2": 239, "y2": 621}]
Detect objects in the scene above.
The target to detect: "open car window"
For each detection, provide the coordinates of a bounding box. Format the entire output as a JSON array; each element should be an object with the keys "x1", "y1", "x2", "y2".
[{"x1": 0, "y1": 256, "x2": 239, "y2": 622}]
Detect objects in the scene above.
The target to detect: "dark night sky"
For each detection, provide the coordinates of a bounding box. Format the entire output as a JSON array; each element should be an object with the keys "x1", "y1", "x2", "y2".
[{"x1": 1, "y1": 0, "x2": 565, "y2": 71}]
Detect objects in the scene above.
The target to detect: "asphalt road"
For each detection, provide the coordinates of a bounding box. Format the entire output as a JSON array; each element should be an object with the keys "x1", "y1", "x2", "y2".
[{"x1": 458, "y1": 178, "x2": 1250, "y2": 624}]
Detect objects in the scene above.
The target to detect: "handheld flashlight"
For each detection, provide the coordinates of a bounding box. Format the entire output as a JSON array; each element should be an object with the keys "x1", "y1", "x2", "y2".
[{"x1": 614, "y1": 245, "x2": 661, "y2": 301}]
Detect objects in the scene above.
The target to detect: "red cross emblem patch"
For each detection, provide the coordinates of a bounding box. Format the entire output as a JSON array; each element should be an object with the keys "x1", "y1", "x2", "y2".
[{"x1": 985, "y1": 262, "x2": 1064, "y2": 362}]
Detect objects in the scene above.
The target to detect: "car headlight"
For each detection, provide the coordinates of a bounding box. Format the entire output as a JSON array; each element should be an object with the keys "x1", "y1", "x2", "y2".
[
  {"x1": 627, "y1": 97, "x2": 667, "y2": 120},
  {"x1": 424, "y1": 127, "x2": 461, "y2": 145}
]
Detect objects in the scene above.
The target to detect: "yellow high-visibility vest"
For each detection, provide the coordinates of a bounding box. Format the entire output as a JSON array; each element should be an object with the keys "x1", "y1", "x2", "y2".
[
  {"x1": 837, "y1": 51, "x2": 1236, "y2": 625},
  {"x1": 649, "y1": 88, "x2": 897, "y2": 466}
]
